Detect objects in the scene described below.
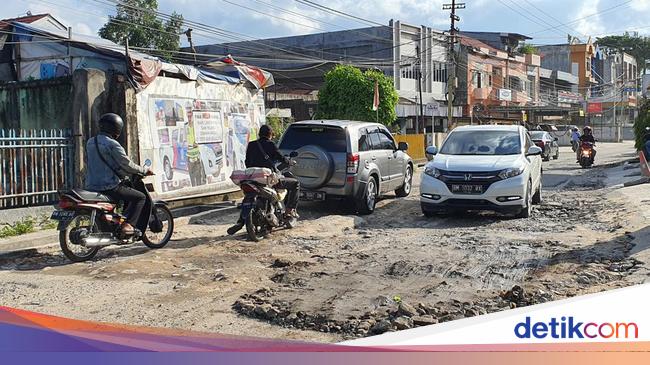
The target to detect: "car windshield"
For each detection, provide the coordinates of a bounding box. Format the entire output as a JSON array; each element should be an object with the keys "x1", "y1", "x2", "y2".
[
  {"x1": 530, "y1": 131, "x2": 546, "y2": 139},
  {"x1": 279, "y1": 125, "x2": 347, "y2": 152},
  {"x1": 440, "y1": 130, "x2": 521, "y2": 155}
]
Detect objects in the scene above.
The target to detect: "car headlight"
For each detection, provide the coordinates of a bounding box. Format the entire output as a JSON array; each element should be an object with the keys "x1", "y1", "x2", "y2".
[
  {"x1": 498, "y1": 167, "x2": 524, "y2": 180},
  {"x1": 424, "y1": 166, "x2": 442, "y2": 179}
]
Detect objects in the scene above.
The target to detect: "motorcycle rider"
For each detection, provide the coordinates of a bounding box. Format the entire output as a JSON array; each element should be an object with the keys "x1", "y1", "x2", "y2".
[
  {"x1": 577, "y1": 126, "x2": 596, "y2": 163},
  {"x1": 85, "y1": 113, "x2": 153, "y2": 235},
  {"x1": 570, "y1": 127, "x2": 581, "y2": 152},
  {"x1": 227, "y1": 125, "x2": 300, "y2": 235}
]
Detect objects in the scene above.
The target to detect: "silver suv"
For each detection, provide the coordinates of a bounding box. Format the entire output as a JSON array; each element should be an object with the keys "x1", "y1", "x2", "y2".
[{"x1": 278, "y1": 120, "x2": 413, "y2": 214}]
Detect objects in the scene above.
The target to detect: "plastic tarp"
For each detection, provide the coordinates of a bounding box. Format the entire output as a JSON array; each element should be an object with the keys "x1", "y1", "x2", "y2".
[{"x1": 11, "y1": 22, "x2": 272, "y2": 90}]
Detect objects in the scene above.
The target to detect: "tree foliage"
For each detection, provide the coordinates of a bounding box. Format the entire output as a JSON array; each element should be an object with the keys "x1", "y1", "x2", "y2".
[
  {"x1": 517, "y1": 43, "x2": 538, "y2": 55},
  {"x1": 634, "y1": 98, "x2": 650, "y2": 150},
  {"x1": 98, "y1": 0, "x2": 183, "y2": 61},
  {"x1": 315, "y1": 65, "x2": 399, "y2": 126},
  {"x1": 596, "y1": 33, "x2": 650, "y2": 74}
]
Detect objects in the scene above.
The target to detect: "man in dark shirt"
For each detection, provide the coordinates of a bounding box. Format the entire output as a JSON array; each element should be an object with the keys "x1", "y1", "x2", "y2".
[
  {"x1": 577, "y1": 126, "x2": 596, "y2": 162},
  {"x1": 228, "y1": 125, "x2": 300, "y2": 235}
]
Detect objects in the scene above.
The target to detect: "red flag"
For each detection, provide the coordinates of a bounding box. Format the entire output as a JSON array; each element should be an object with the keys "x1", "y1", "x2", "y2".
[{"x1": 372, "y1": 79, "x2": 379, "y2": 111}]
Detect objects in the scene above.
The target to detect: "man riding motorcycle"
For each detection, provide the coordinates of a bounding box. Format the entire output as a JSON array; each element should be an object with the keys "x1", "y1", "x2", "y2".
[
  {"x1": 577, "y1": 126, "x2": 596, "y2": 163},
  {"x1": 227, "y1": 125, "x2": 300, "y2": 235},
  {"x1": 85, "y1": 113, "x2": 153, "y2": 235}
]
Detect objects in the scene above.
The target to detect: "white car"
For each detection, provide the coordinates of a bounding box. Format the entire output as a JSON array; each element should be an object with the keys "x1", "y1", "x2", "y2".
[{"x1": 420, "y1": 125, "x2": 543, "y2": 218}]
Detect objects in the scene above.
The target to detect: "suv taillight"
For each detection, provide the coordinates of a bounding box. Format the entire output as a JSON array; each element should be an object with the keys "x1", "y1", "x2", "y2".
[{"x1": 347, "y1": 153, "x2": 359, "y2": 174}]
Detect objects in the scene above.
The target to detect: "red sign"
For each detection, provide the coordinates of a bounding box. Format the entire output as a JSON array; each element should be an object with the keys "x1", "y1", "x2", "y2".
[{"x1": 587, "y1": 102, "x2": 603, "y2": 114}]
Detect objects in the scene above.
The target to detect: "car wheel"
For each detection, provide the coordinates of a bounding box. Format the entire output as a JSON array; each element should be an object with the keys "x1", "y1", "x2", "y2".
[
  {"x1": 356, "y1": 176, "x2": 378, "y2": 215},
  {"x1": 516, "y1": 180, "x2": 533, "y2": 219},
  {"x1": 395, "y1": 165, "x2": 412, "y2": 197},
  {"x1": 163, "y1": 157, "x2": 173, "y2": 180}
]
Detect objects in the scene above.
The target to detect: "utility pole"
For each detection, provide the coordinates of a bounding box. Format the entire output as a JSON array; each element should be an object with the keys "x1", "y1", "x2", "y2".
[
  {"x1": 443, "y1": 1, "x2": 465, "y2": 137},
  {"x1": 416, "y1": 44, "x2": 424, "y2": 135},
  {"x1": 184, "y1": 28, "x2": 197, "y2": 64}
]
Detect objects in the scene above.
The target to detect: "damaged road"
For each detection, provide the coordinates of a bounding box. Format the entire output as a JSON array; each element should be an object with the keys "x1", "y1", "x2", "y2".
[{"x1": 0, "y1": 143, "x2": 648, "y2": 342}]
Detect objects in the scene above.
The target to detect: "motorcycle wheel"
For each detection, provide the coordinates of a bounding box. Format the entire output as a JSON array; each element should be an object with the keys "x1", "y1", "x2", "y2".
[
  {"x1": 59, "y1": 214, "x2": 100, "y2": 262},
  {"x1": 246, "y1": 207, "x2": 268, "y2": 242},
  {"x1": 142, "y1": 205, "x2": 174, "y2": 249}
]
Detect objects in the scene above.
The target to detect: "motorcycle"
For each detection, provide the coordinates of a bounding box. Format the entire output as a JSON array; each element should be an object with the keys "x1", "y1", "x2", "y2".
[
  {"x1": 51, "y1": 169, "x2": 174, "y2": 262},
  {"x1": 579, "y1": 142, "x2": 595, "y2": 168},
  {"x1": 235, "y1": 152, "x2": 299, "y2": 242}
]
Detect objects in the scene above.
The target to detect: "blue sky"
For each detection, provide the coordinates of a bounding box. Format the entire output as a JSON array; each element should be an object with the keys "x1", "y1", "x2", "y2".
[{"x1": 4, "y1": 0, "x2": 650, "y2": 47}]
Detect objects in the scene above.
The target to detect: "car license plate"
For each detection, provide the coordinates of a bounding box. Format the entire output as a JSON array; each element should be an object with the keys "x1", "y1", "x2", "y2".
[
  {"x1": 300, "y1": 191, "x2": 326, "y2": 201},
  {"x1": 451, "y1": 184, "x2": 483, "y2": 194},
  {"x1": 50, "y1": 210, "x2": 75, "y2": 221}
]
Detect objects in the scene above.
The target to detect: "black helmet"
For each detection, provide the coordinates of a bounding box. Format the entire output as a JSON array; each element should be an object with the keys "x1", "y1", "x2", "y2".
[
  {"x1": 583, "y1": 126, "x2": 592, "y2": 134},
  {"x1": 99, "y1": 113, "x2": 124, "y2": 137},
  {"x1": 259, "y1": 124, "x2": 273, "y2": 138}
]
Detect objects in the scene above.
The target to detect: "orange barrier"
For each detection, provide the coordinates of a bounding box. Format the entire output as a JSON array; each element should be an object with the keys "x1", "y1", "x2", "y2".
[{"x1": 393, "y1": 134, "x2": 426, "y2": 161}]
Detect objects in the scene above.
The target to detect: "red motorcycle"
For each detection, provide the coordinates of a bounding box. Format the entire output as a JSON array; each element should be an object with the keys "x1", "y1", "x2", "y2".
[{"x1": 579, "y1": 142, "x2": 595, "y2": 169}]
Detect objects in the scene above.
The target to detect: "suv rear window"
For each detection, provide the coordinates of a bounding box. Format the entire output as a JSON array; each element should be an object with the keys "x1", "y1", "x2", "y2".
[{"x1": 279, "y1": 125, "x2": 347, "y2": 152}]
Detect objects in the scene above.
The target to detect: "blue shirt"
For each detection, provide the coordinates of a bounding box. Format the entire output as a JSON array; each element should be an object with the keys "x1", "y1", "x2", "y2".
[
  {"x1": 85, "y1": 133, "x2": 147, "y2": 191},
  {"x1": 571, "y1": 131, "x2": 580, "y2": 142},
  {"x1": 645, "y1": 140, "x2": 650, "y2": 160}
]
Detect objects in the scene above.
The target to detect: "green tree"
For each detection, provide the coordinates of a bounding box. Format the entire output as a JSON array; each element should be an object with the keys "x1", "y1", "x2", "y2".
[
  {"x1": 596, "y1": 33, "x2": 650, "y2": 74},
  {"x1": 315, "y1": 65, "x2": 399, "y2": 126},
  {"x1": 517, "y1": 43, "x2": 538, "y2": 55},
  {"x1": 634, "y1": 98, "x2": 650, "y2": 150},
  {"x1": 99, "y1": 0, "x2": 183, "y2": 61}
]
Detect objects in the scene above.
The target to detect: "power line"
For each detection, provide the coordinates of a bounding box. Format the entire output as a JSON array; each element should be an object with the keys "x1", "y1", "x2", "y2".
[
  {"x1": 294, "y1": 0, "x2": 388, "y2": 28},
  {"x1": 530, "y1": 0, "x2": 634, "y2": 35}
]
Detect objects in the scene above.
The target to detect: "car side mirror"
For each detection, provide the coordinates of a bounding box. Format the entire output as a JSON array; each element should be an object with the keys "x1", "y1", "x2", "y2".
[
  {"x1": 398, "y1": 142, "x2": 409, "y2": 151},
  {"x1": 426, "y1": 146, "x2": 438, "y2": 156},
  {"x1": 289, "y1": 151, "x2": 299, "y2": 158},
  {"x1": 527, "y1": 146, "x2": 543, "y2": 156}
]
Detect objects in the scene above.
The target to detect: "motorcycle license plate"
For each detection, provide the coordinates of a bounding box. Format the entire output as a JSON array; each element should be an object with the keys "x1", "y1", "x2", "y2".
[
  {"x1": 50, "y1": 210, "x2": 75, "y2": 221},
  {"x1": 300, "y1": 191, "x2": 325, "y2": 201},
  {"x1": 451, "y1": 184, "x2": 483, "y2": 194}
]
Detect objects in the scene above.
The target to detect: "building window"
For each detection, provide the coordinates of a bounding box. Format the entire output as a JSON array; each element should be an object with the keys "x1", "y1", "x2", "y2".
[{"x1": 432, "y1": 62, "x2": 448, "y2": 83}]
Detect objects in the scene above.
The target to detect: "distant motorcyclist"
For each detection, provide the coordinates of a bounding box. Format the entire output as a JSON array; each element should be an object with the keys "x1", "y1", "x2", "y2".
[
  {"x1": 577, "y1": 126, "x2": 596, "y2": 162},
  {"x1": 570, "y1": 127, "x2": 581, "y2": 152},
  {"x1": 227, "y1": 125, "x2": 300, "y2": 235},
  {"x1": 85, "y1": 113, "x2": 153, "y2": 235}
]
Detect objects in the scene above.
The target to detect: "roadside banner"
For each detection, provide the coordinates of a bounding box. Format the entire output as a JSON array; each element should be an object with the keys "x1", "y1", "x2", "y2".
[{"x1": 640, "y1": 150, "x2": 650, "y2": 177}]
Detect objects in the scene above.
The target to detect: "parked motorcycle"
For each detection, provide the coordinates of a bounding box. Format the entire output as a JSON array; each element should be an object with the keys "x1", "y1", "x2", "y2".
[
  {"x1": 51, "y1": 170, "x2": 174, "y2": 262},
  {"x1": 233, "y1": 152, "x2": 299, "y2": 242},
  {"x1": 579, "y1": 142, "x2": 595, "y2": 168}
]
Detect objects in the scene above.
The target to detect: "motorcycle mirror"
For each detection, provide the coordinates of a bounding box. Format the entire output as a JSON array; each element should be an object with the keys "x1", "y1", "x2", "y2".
[{"x1": 289, "y1": 151, "x2": 299, "y2": 158}]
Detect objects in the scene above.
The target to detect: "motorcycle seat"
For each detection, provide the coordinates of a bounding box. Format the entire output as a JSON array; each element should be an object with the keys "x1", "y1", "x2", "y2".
[{"x1": 71, "y1": 189, "x2": 113, "y2": 202}]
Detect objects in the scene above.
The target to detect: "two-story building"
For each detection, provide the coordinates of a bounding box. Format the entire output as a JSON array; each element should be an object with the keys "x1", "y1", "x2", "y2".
[
  {"x1": 189, "y1": 20, "x2": 461, "y2": 132},
  {"x1": 455, "y1": 35, "x2": 540, "y2": 125}
]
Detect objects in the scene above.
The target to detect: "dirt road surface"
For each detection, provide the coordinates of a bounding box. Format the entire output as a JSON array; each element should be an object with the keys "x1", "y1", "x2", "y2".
[{"x1": 1, "y1": 142, "x2": 648, "y2": 342}]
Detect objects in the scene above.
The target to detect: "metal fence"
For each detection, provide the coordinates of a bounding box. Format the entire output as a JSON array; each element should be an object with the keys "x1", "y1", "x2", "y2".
[{"x1": 0, "y1": 129, "x2": 74, "y2": 209}]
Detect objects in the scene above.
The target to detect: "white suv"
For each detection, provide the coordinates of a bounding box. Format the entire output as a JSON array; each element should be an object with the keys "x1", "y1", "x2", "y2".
[{"x1": 420, "y1": 125, "x2": 543, "y2": 218}]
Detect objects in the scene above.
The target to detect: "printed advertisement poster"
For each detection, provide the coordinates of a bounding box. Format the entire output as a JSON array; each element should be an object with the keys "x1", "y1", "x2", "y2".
[{"x1": 136, "y1": 77, "x2": 265, "y2": 200}]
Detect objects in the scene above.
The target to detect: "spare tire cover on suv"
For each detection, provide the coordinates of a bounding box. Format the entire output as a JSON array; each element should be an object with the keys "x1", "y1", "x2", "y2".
[{"x1": 292, "y1": 145, "x2": 334, "y2": 189}]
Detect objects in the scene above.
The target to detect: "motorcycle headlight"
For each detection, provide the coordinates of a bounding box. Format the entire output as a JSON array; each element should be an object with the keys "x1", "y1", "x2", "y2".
[
  {"x1": 424, "y1": 166, "x2": 442, "y2": 179},
  {"x1": 498, "y1": 167, "x2": 524, "y2": 180}
]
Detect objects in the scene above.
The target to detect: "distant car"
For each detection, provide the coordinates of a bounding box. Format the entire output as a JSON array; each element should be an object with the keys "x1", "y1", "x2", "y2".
[
  {"x1": 278, "y1": 120, "x2": 413, "y2": 215},
  {"x1": 421, "y1": 125, "x2": 543, "y2": 218},
  {"x1": 538, "y1": 124, "x2": 559, "y2": 132},
  {"x1": 529, "y1": 131, "x2": 559, "y2": 161}
]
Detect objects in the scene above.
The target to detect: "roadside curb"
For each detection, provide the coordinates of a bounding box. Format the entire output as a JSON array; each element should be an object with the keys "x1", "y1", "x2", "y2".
[{"x1": 0, "y1": 203, "x2": 240, "y2": 255}]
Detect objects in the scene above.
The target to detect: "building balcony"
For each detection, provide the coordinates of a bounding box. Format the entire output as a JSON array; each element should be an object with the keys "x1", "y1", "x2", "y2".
[{"x1": 472, "y1": 87, "x2": 491, "y2": 100}]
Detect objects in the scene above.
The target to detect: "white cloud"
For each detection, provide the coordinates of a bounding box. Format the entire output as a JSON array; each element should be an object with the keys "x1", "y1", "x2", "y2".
[{"x1": 574, "y1": 0, "x2": 606, "y2": 37}]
